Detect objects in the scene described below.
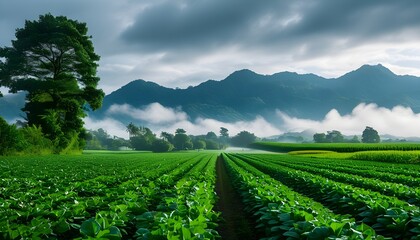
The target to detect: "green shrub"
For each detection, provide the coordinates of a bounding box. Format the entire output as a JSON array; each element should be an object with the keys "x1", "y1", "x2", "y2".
[
  {"x1": 20, "y1": 125, "x2": 53, "y2": 155},
  {"x1": 0, "y1": 117, "x2": 24, "y2": 155},
  {"x1": 151, "y1": 139, "x2": 173, "y2": 152}
]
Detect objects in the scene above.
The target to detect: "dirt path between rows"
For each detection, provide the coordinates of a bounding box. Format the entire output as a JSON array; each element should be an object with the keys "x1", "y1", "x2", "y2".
[{"x1": 215, "y1": 156, "x2": 258, "y2": 240}]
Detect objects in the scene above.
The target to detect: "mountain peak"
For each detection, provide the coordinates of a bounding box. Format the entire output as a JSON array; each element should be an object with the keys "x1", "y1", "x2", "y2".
[
  {"x1": 339, "y1": 64, "x2": 396, "y2": 81},
  {"x1": 355, "y1": 64, "x2": 395, "y2": 76},
  {"x1": 226, "y1": 69, "x2": 258, "y2": 80}
]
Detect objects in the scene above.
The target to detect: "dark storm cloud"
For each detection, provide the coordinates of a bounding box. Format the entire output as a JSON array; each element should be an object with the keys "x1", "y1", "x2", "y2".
[
  {"x1": 121, "y1": 0, "x2": 420, "y2": 58},
  {"x1": 2, "y1": 0, "x2": 420, "y2": 93},
  {"x1": 121, "y1": 0, "x2": 292, "y2": 51}
]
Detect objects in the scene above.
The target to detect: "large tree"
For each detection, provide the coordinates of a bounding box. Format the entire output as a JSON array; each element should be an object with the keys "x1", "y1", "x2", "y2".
[
  {"x1": 362, "y1": 126, "x2": 380, "y2": 143},
  {"x1": 230, "y1": 131, "x2": 257, "y2": 147},
  {"x1": 0, "y1": 14, "x2": 104, "y2": 151}
]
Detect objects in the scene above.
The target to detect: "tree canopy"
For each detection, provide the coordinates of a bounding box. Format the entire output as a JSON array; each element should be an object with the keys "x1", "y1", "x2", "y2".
[
  {"x1": 362, "y1": 126, "x2": 380, "y2": 143},
  {"x1": 230, "y1": 131, "x2": 257, "y2": 147},
  {"x1": 0, "y1": 14, "x2": 104, "y2": 152}
]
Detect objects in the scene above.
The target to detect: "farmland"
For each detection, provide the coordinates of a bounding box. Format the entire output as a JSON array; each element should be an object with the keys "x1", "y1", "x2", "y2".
[
  {"x1": 0, "y1": 152, "x2": 220, "y2": 239},
  {"x1": 1, "y1": 148, "x2": 420, "y2": 239}
]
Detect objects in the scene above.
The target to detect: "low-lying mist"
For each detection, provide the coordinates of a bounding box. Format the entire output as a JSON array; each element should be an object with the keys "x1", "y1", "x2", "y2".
[{"x1": 85, "y1": 102, "x2": 420, "y2": 139}]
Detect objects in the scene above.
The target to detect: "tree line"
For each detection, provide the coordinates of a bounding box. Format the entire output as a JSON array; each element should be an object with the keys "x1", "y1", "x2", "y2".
[
  {"x1": 85, "y1": 123, "x2": 258, "y2": 152},
  {"x1": 313, "y1": 126, "x2": 380, "y2": 143}
]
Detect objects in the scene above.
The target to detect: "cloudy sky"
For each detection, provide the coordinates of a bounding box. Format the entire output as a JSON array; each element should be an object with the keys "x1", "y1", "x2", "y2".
[
  {"x1": 2, "y1": 0, "x2": 420, "y2": 94},
  {"x1": 3, "y1": 0, "x2": 420, "y2": 138}
]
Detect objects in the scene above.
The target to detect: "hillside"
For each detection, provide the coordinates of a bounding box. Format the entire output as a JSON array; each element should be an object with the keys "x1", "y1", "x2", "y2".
[
  {"x1": 91, "y1": 64, "x2": 420, "y2": 123},
  {"x1": 2, "y1": 64, "x2": 420, "y2": 124}
]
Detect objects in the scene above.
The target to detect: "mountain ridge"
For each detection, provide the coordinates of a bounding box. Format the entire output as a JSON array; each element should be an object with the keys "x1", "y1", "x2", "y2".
[
  {"x1": 2, "y1": 64, "x2": 420, "y2": 125},
  {"x1": 91, "y1": 64, "x2": 420, "y2": 124}
]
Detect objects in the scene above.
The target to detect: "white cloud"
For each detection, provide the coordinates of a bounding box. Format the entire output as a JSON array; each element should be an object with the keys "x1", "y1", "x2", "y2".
[
  {"x1": 155, "y1": 116, "x2": 282, "y2": 137},
  {"x1": 86, "y1": 102, "x2": 420, "y2": 139},
  {"x1": 278, "y1": 103, "x2": 420, "y2": 137},
  {"x1": 107, "y1": 103, "x2": 188, "y2": 124},
  {"x1": 86, "y1": 103, "x2": 282, "y2": 138},
  {"x1": 84, "y1": 117, "x2": 129, "y2": 139}
]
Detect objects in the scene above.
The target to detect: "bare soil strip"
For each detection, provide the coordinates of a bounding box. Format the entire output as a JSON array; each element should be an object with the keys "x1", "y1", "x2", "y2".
[{"x1": 215, "y1": 156, "x2": 258, "y2": 240}]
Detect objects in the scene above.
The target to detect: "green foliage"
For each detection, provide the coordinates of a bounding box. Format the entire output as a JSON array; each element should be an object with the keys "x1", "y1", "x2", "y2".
[
  {"x1": 313, "y1": 133, "x2": 326, "y2": 143},
  {"x1": 193, "y1": 139, "x2": 206, "y2": 149},
  {"x1": 252, "y1": 142, "x2": 420, "y2": 153},
  {"x1": 0, "y1": 13, "x2": 104, "y2": 152},
  {"x1": 230, "y1": 130, "x2": 256, "y2": 147},
  {"x1": 20, "y1": 125, "x2": 53, "y2": 154},
  {"x1": 205, "y1": 140, "x2": 219, "y2": 150},
  {"x1": 230, "y1": 153, "x2": 420, "y2": 239},
  {"x1": 313, "y1": 130, "x2": 345, "y2": 143},
  {"x1": 151, "y1": 139, "x2": 173, "y2": 152},
  {"x1": 173, "y1": 132, "x2": 192, "y2": 150},
  {"x1": 222, "y1": 153, "x2": 386, "y2": 239},
  {"x1": 326, "y1": 130, "x2": 344, "y2": 142},
  {"x1": 0, "y1": 152, "x2": 220, "y2": 239},
  {"x1": 351, "y1": 151, "x2": 420, "y2": 163},
  {"x1": 362, "y1": 126, "x2": 381, "y2": 143},
  {"x1": 0, "y1": 117, "x2": 23, "y2": 155}
]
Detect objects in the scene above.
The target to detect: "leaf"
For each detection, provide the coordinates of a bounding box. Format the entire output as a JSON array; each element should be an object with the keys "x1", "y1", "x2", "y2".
[
  {"x1": 307, "y1": 227, "x2": 331, "y2": 240},
  {"x1": 80, "y1": 218, "x2": 101, "y2": 237},
  {"x1": 53, "y1": 219, "x2": 70, "y2": 234},
  {"x1": 103, "y1": 226, "x2": 122, "y2": 240},
  {"x1": 181, "y1": 226, "x2": 192, "y2": 239},
  {"x1": 283, "y1": 231, "x2": 300, "y2": 238}
]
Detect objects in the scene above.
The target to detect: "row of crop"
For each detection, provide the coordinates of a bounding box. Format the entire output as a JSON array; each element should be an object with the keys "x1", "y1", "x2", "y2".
[
  {"x1": 135, "y1": 154, "x2": 220, "y2": 239},
  {"x1": 350, "y1": 151, "x2": 420, "y2": 163},
  {"x1": 233, "y1": 154, "x2": 420, "y2": 239},
  {"x1": 273, "y1": 154, "x2": 420, "y2": 187},
  {"x1": 271, "y1": 154, "x2": 420, "y2": 185},
  {"x1": 221, "y1": 153, "x2": 382, "y2": 239},
  {"x1": 251, "y1": 142, "x2": 420, "y2": 153},
  {"x1": 283, "y1": 153, "x2": 420, "y2": 178},
  {"x1": 0, "y1": 153, "x2": 220, "y2": 239},
  {"x1": 241, "y1": 154, "x2": 420, "y2": 206}
]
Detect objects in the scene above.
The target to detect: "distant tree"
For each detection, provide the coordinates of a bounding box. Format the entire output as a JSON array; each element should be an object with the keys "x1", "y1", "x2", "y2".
[
  {"x1": 175, "y1": 128, "x2": 186, "y2": 134},
  {"x1": 362, "y1": 126, "x2": 380, "y2": 143},
  {"x1": 160, "y1": 132, "x2": 174, "y2": 144},
  {"x1": 326, "y1": 130, "x2": 344, "y2": 143},
  {"x1": 230, "y1": 131, "x2": 257, "y2": 147},
  {"x1": 220, "y1": 127, "x2": 229, "y2": 138},
  {"x1": 0, "y1": 14, "x2": 104, "y2": 152},
  {"x1": 106, "y1": 136, "x2": 128, "y2": 150},
  {"x1": 205, "y1": 140, "x2": 219, "y2": 150},
  {"x1": 126, "y1": 122, "x2": 140, "y2": 138},
  {"x1": 206, "y1": 131, "x2": 218, "y2": 141},
  {"x1": 350, "y1": 135, "x2": 361, "y2": 143},
  {"x1": 151, "y1": 139, "x2": 173, "y2": 152},
  {"x1": 130, "y1": 135, "x2": 152, "y2": 150},
  {"x1": 173, "y1": 130, "x2": 192, "y2": 150},
  {"x1": 130, "y1": 127, "x2": 156, "y2": 150},
  {"x1": 219, "y1": 127, "x2": 229, "y2": 148},
  {"x1": 313, "y1": 133, "x2": 326, "y2": 143},
  {"x1": 193, "y1": 139, "x2": 206, "y2": 149}
]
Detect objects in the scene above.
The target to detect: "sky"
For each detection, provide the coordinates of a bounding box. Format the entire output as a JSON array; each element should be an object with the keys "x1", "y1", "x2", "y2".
[
  {"x1": 3, "y1": 0, "x2": 420, "y2": 138},
  {"x1": 2, "y1": 0, "x2": 420, "y2": 94}
]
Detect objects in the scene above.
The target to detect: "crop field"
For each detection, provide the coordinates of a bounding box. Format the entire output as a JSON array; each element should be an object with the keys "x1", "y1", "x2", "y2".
[
  {"x1": 222, "y1": 153, "x2": 420, "y2": 239},
  {"x1": 252, "y1": 142, "x2": 420, "y2": 153},
  {"x1": 2, "y1": 151, "x2": 420, "y2": 239},
  {"x1": 0, "y1": 152, "x2": 220, "y2": 239}
]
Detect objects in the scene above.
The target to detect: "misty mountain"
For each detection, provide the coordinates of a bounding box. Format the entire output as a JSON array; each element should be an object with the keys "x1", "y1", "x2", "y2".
[
  {"x1": 3, "y1": 64, "x2": 420, "y2": 126},
  {"x1": 91, "y1": 64, "x2": 420, "y2": 123}
]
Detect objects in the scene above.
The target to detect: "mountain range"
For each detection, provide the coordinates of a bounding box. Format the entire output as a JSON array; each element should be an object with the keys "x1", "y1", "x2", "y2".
[{"x1": 2, "y1": 64, "x2": 420, "y2": 126}]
